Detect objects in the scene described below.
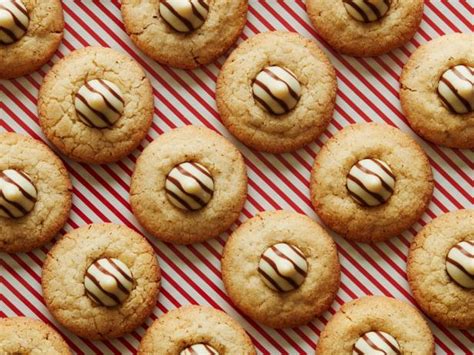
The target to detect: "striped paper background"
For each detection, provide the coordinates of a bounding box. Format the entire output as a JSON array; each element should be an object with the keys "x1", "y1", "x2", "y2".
[{"x1": 1, "y1": 1, "x2": 472, "y2": 354}]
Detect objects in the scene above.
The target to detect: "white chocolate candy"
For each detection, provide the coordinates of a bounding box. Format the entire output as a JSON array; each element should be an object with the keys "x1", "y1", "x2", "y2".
[
  {"x1": 437, "y1": 65, "x2": 474, "y2": 114},
  {"x1": 446, "y1": 241, "x2": 474, "y2": 289},
  {"x1": 84, "y1": 258, "x2": 134, "y2": 307},
  {"x1": 0, "y1": 0, "x2": 29, "y2": 45},
  {"x1": 160, "y1": 0, "x2": 209, "y2": 33},
  {"x1": 258, "y1": 243, "x2": 308, "y2": 292},
  {"x1": 353, "y1": 331, "x2": 401, "y2": 355},
  {"x1": 180, "y1": 344, "x2": 219, "y2": 355},
  {"x1": 75, "y1": 79, "x2": 124, "y2": 128},
  {"x1": 0, "y1": 169, "x2": 37, "y2": 219},
  {"x1": 253, "y1": 66, "x2": 302, "y2": 115},
  {"x1": 346, "y1": 158, "x2": 395, "y2": 207},
  {"x1": 165, "y1": 161, "x2": 214, "y2": 211},
  {"x1": 343, "y1": 0, "x2": 390, "y2": 23}
]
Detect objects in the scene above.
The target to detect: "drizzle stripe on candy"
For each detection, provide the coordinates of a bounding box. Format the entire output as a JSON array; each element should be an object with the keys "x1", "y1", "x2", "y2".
[
  {"x1": 84, "y1": 258, "x2": 133, "y2": 307},
  {"x1": 180, "y1": 344, "x2": 219, "y2": 355},
  {"x1": 437, "y1": 65, "x2": 474, "y2": 114},
  {"x1": 353, "y1": 331, "x2": 401, "y2": 355},
  {"x1": 343, "y1": 0, "x2": 390, "y2": 23},
  {"x1": 75, "y1": 79, "x2": 124, "y2": 128},
  {"x1": 160, "y1": 0, "x2": 209, "y2": 33},
  {"x1": 0, "y1": 0, "x2": 29, "y2": 44},
  {"x1": 252, "y1": 66, "x2": 301, "y2": 115},
  {"x1": 165, "y1": 162, "x2": 214, "y2": 211},
  {"x1": 258, "y1": 243, "x2": 308, "y2": 292},
  {"x1": 446, "y1": 241, "x2": 474, "y2": 289},
  {"x1": 0, "y1": 169, "x2": 37, "y2": 219}
]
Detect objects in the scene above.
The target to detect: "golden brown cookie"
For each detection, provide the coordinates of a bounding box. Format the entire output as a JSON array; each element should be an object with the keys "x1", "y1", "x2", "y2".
[
  {"x1": 407, "y1": 210, "x2": 474, "y2": 329},
  {"x1": 0, "y1": 317, "x2": 71, "y2": 354},
  {"x1": 310, "y1": 123, "x2": 433, "y2": 242},
  {"x1": 0, "y1": 0, "x2": 64, "y2": 79},
  {"x1": 41, "y1": 223, "x2": 161, "y2": 339},
  {"x1": 0, "y1": 132, "x2": 72, "y2": 253},
  {"x1": 38, "y1": 46, "x2": 154, "y2": 164},
  {"x1": 216, "y1": 31, "x2": 337, "y2": 153},
  {"x1": 221, "y1": 211, "x2": 340, "y2": 328},
  {"x1": 317, "y1": 296, "x2": 434, "y2": 354},
  {"x1": 130, "y1": 125, "x2": 247, "y2": 244},
  {"x1": 138, "y1": 305, "x2": 256, "y2": 354},
  {"x1": 306, "y1": 0, "x2": 424, "y2": 57},
  {"x1": 121, "y1": 0, "x2": 248, "y2": 69},
  {"x1": 400, "y1": 33, "x2": 474, "y2": 148}
]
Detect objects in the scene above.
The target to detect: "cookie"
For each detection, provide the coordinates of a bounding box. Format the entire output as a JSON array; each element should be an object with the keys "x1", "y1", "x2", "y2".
[
  {"x1": 306, "y1": 0, "x2": 424, "y2": 57},
  {"x1": 407, "y1": 209, "x2": 474, "y2": 329},
  {"x1": 138, "y1": 305, "x2": 256, "y2": 355},
  {"x1": 216, "y1": 31, "x2": 337, "y2": 153},
  {"x1": 0, "y1": 132, "x2": 72, "y2": 253},
  {"x1": 130, "y1": 125, "x2": 247, "y2": 244},
  {"x1": 121, "y1": 0, "x2": 248, "y2": 69},
  {"x1": 317, "y1": 296, "x2": 434, "y2": 354},
  {"x1": 0, "y1": 0, "x2": 63, "y2": 79},
  {"x1": 38, "y1": 46, "x2": 154, "y2": 164},
  {"x1": 41, "y1": 223, "x2": 161, "y2": 339},
  {"x1": 0, "y1": 317, "x2": 71, "y2": 354},
  {"x1": 310, "y1": 123, "x2": 433, "y2": 242},
  {"x1": 221, "y1": 210, "x2": 340, "y2": 328},
  {"x1": 400, "y1": 33, "x2": 474, "y2": 148}
]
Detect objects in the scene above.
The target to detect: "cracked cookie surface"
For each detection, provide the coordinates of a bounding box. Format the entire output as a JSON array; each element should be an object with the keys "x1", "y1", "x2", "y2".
[
  {"x1": 130, "y1": 125, "x2": 247, "y2": 244},
  {"x1": 120, "y1": 0, "x2": 248, "y2": 69},
  {"x1": 138, "y1": 306, "x2": 256, "y2": 354},
  {"x1": 0, "y1": 317, "x2": 71, "y2": 354},
  {"x1": 0, "y1": 0, "x2": 64, "y2": 79},
  {"x1": 317, "y1": 296, "x2": 434, "y2": 355},
  {"x1": 407, "y1": 209, "x2": 474, "y2": 329},
  {"x1": 0, "y1": 133, "x2": 72, "y2": 253},
  {"x1": 221, "y1": 210, "x2": 340, "y2": 328},
  {"x1": 306, "y1": 0, "x2": 424, "y2": 56},
  {"x1": 216, "y1": 31, "x2": 337, "y2": 153},
  {"x1": 38, "y1": 46, "x2": 154, "y2": 164},
  {"x1": 41, "y1": 223, "x2": 161, "y2": 339},
  {"x1": 400, "y1": 33, "x2": 474, "y2": 148},
  {"x1": 310, "y1": 123, "x2": 433, "y2": 242}
]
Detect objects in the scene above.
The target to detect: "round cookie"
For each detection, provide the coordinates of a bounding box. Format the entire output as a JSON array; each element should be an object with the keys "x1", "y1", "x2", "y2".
[
  {"x1": 0, "y1": 317, "x2": 71, "y2": 354},
  {"x1": 306, "y1": 0, "x2": 424, "y2": 57},
  {"x1": 0, "y1": 132, "x2": 72, "y2": 253},
  {"x1": 400, "y1": 33, "x2": 474, "y2": 148},
  {"x1": 38, "y1": 46, "x2": 154, "y2": 164},
  {"x1": 138, "y1": 305, "x2": 256, "y2": 354},
  {"x1": 121, "y1": 0, "x2": 248, "y2": 69},
  {"x1": 221, "y1": 210, "x2": 340, "y2": 328},
  {"x1": 407, "y1": 210, "x2": 474, "y2": 329},
  {"x1": 317, "y1": 296, "x2": 434, "y2": 354},
  {"x1": 0, "y1": 0, "x2": 64, "y2": 79},
  {"x1": 310, "y1": 123, "x2": 433, "y2": 242},
  {"x1": 42, "y1": 223, "x2": 161, "y2": 339},
  {"x1": 216, "y1": 31, "x2": 337, "y2": 153},
  {"x1": 130, "y1": 125, "x2": 247, "y2": 244}
]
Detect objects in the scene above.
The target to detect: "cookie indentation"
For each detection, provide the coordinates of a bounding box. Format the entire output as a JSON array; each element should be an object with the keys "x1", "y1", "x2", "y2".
[
  {"x1": 252, "y1": 66, "x2": 301, "y2": 115},
  {"x1": 0, "y1": 169, "x2": 37, "y2": 219},
  {"x1": 353, "y1": 331, "x2": 401, "y2": 355},
  {"x1": 75, "y1": 79, "x2": 125, "y2": 128},
  {"x1": 437, "y1": 65, "x2": 474, "y2": 114},
  {"x1": 181, "y1": 344, "x2": 219, "y2": 355},
  {"x1": 165, "y1": 161, "x2": 214, "y2": 211},
  {"x1": 446, "y1": 241, "x2": 474, "y2": 289},
  {"x1": 346, "y1": 158, "x2": 395, "y2": 207},
  {"x1": 0, "y1": 0, "x2": 29, "y2": 45},
  {"x1": 84, "y1": 258, "x2": 134, "y2": 307},
  {"x1": 343, "y1": 0, "x2": 390, "y2": 23},
  {"x1": 159, "y1": 0, "x2": 209, "y2": 33},
  {"x1": 258, "y1": 243, "x2": 308, "y2": 292}
]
